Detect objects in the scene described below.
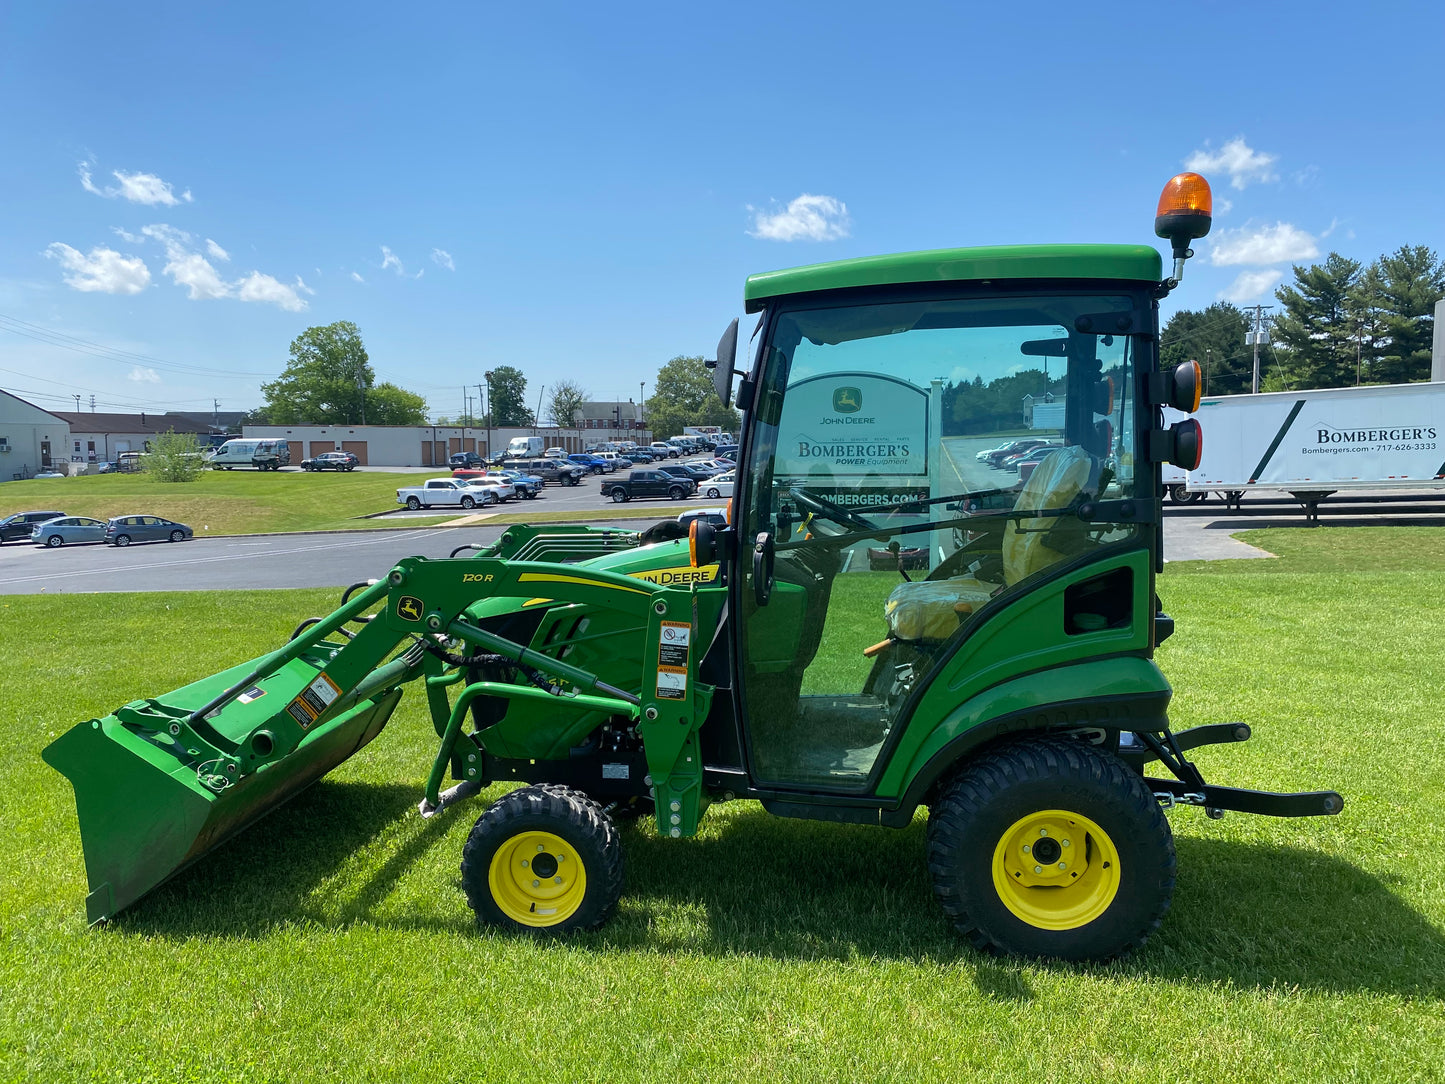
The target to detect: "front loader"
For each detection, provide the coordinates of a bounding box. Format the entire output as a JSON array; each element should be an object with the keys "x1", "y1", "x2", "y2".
[{"x1": 45, "y1": 172, "x2": 1342, "y2": 961}]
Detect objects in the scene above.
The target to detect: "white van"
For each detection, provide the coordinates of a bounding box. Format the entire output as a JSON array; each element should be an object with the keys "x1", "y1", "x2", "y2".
[{"x1": 206, "y1": 439, "x2": 291, "y2": 471}]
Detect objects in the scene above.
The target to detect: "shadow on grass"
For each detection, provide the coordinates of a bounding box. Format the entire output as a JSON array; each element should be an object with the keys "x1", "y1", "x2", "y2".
[{"x1": 116, "y1": 786, "x2": 1445, "y2": 998}]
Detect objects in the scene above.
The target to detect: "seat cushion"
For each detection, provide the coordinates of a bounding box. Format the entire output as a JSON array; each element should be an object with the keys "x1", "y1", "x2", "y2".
[{"x1": 885, "y1": 577, "x2": 998, "y2": 641}]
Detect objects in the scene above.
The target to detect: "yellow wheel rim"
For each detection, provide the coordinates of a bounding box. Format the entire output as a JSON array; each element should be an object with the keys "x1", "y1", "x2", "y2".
[
  {"x1": 991, "y1": 810, "x2": 1120, "y2": 930},
  {"x1": 488, "y1": 830, "x2": 588, "y2": 927}
]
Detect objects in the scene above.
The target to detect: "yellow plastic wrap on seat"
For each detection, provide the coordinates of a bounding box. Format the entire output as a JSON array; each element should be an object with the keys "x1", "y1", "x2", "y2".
[
  {"x1": 885, "y1": 577, "x2": 997, "y2": 641},
  {"x1": 881, "y1": 447, "x2": 1093, "y2": 643}
]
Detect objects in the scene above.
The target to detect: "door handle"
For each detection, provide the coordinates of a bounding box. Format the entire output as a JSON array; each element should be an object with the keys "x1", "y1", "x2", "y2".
[{"x1": 752, "y1": 531, "x2": 775, "y2": 606}]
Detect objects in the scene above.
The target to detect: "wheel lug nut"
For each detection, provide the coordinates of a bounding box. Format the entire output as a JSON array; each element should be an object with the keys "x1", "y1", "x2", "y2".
[
  {"x1": 554, "y1": 877, "x2": 563, "y2": 885},
  {"x1": 1038, "y1": 828, "x2": 1048, "y2": 837},
  {"x1": 1034, "y1": 865, "x2": 1042, "y2": 873},
  {"x1": 521, "y1": 859, "x2": 529, "y2": 868},
  {"x1": 532, "y1": 879, "x2": 540, "y2": 888},
  {"x1": 1022, "y1": 844, "x2": 1031, "y2": 854},
  {"x1": 1062, "y1": 839, "x2": 1071, "y2": 847},
  {"x1": 536, "y1": 845, "x2": 545, "y2": 852},
  {"x1": 1058, "y1": 862, "x2": 1067, "y2": 870}
]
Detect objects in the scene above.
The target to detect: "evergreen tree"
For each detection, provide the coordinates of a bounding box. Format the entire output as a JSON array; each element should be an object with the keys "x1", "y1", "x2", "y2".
[
  {"x1": 1271, "y1": 253, "x2": 1362, "y2": 388},
  {"x1": 1373, "y1": 245, "x2": 1445, "y2": 384},
  {"x1": 1160, "y1": 303, "x2": 1253, "y2": 395}
]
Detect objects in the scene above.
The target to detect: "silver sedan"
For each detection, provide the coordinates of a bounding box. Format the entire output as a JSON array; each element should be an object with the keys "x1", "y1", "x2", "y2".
[{"x1": 31, "y1": 516, "x2": 108, "y2": 547}]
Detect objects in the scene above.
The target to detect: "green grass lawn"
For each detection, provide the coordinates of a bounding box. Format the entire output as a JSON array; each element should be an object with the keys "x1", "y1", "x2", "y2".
[
  {"x1": 0, "y1": 469, "x2": 446, "y2": 536},
  {"x1": 3, "y1": 530, "x2": 1444, "y2": 1081}
]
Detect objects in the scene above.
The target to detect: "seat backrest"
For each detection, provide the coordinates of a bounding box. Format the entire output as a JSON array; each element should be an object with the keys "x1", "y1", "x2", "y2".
[{"x1": 1000, "y1": 446, "x2": 1092, "y2": 585}]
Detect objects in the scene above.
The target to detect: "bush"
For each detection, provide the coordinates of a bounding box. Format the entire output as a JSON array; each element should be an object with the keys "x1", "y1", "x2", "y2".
[{"x1": 147, "y1": 430, "x2": 208, "y2": 482}]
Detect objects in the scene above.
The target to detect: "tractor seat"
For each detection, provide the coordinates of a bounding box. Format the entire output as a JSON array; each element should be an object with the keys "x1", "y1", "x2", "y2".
[{"x1": 882, "y1": 446, "x2": 1093, "y2": 644}]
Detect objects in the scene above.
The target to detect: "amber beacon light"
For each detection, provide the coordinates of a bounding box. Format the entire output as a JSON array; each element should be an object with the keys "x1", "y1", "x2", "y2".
[{"x1": 1154, "y1": 172, "x2": 1212, "y2": 285}]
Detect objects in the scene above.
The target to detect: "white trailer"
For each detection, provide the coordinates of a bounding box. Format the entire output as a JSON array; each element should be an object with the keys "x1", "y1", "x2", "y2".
[{"x1": 1164, "y1": 381, "x2": 1445, "y2": 512}]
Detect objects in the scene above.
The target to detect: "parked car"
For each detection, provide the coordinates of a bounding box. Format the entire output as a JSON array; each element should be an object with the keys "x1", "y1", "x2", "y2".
[
  {"x1": 493, "y1": 469, "x2": 543, "y2": 499},
  {"x1": 677, "y1": 507, "x2": 728, "y2": 530},
  {"x1": 1002, "y1": 442, "x2": 1062, "y2": 472},
  {"x1": 983, "y1": 438, "x2": 1051, "y2": 468},
  {"x1": 698, "y1": 458, "x2": 735, "y2": 475},
  {"x1": 659, "y1": 464, "x2": 717, "y2": 485},
  {"x1": 649, "y1": 442, "x2": 679, "y2": 459},
  {"x1": 458, "y1": 478, "x2": 509, "y2": 504},
  {"x1": 302, "y1": 451, "x2": 359, "y2": 472},
  {"x1": 700, "y1": 470, "x2": 735, "y2": 499},
  {"x1": 568, "y1": 453, "x2": 609, "y2": 474},
  {"x1": 397, "y1": 478, "x2": 495, "y2": 509},
  {"x1": 31, "y1": 516, "x2": 107, "y2": 547},
  {"x1": 544, "y1": 447, "x2": 568, "y2": 459},
  {"x1": 713, "y1": 444, "x2": 739, "y2": 461},
  {"x1": 603, "y1": 470, "x2": 696, "y2": 502},
  {"x1": 1, "y1": 510, "x2": 67, "y2": 543},
  {"x1": 451, "y1": 471, "x2": 519, "y2": 501},
  {"x1": 104, "y1": 515, "x2": 194, "y2": 546},
  {"x1": 448, "y1": 451, "x2": 486, "y2": 469},
  {"x1": 509, "y1": 458, "x2": 585, "y2": 486}
]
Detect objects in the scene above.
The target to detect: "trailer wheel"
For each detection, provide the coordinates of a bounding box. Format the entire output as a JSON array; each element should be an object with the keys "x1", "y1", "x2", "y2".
[
  {"x1": 927, "y1": 739, "x2": 1175, "y2": 962},
  {"x1": 460, "y1": 784, "x2": 623, "y2": 934},
  {"x1": 1168, "y1": 485, "x2": 1205, "y2": 504}
]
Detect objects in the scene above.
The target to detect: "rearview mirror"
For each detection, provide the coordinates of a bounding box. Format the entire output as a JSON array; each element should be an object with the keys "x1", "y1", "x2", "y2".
[{"x1": 706, "y1": 318, "x2": 739, "y2": 406}]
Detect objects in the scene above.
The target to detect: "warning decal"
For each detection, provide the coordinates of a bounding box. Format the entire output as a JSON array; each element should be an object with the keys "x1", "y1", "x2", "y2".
[
  {"x1": 300, "y1": 672, "x2": 342, "y2": 717},
  {"x1": 656, "y1": 620, "x2": 691, "y2": 699}
]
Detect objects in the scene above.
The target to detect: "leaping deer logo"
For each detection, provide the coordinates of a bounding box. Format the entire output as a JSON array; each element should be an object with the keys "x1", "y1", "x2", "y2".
[
  {"x1": 397, "y1": 596, "x2": 424, "y2": 622},
  {"x1": 833, "y1": 386, "x2": 862, "y2": 413}
]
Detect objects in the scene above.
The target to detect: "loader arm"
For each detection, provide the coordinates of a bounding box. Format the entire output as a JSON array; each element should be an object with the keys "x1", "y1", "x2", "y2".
[{"x1": 43, "y1": 552, "x2": 714, "y2": 924}]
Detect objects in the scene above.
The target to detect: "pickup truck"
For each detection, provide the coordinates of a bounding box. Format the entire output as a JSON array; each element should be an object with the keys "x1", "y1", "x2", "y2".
[
  {"x1": 395, "y1": 478, "x2": 494, "y2": 510},
  {"x1": 510, "y1": 457, "x2": 585, "y2": 486},
  {"x1": 602, "y1": 470, "x2": 697, "y2": 503}
]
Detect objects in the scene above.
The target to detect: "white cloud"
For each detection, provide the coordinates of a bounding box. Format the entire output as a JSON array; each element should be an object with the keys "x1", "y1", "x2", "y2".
[
  {"x1": 143, "y1": 224, "x2": 229, "y2": 299},
  {"x1": 206, "y1": 239, "x2": 230, "y2": 261},
  {"x1": 380, "y1": 245, "x2": 404, "y2": 274},
  {"x1": 79, "y1": 160, "x2": 192, "y2": 205},
  {"x1": 127, "y1": 366, "x2": 161, "y2": 383},
  {"x1": 293, "y1": 275, "x2": 315, "y2": 296},
  {"x1": 431, "y1": 248, "x2": 455, "y2": 270},
  {"x1": 350, "y1": 271, "x2": 365, "y2": 283},
  {"x1": 1216, "y1": 198, "x2": 1233, "y2": 215},
  {"x1": 236, "y1": 271, "x2": 308, "y2": 312},
  {"x1": 1220, "y1": 269, "x2": 1285, "y2": 304},
  {"x1": 1184, "y1": 137, "x2": 1279, "y2": 190},
  {"x1": 139, "y1": 223, "x2": 308, "y2": 311},
  {"x1": 112, "y1": 226, "x2": 145, "y2": 243},
  {"x1": 1208, "y1": 222, "x2": 1319, "y2": 266},
  {"x1": 747, "y1": 194, "x2": 851, "y2": 241},
  {"x1": 44, "y1": 242, "x2": 151, "y2": 294}
]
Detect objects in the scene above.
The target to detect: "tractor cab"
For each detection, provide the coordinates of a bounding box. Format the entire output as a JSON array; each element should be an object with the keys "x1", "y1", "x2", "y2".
[{"x1": 717, "y1": 258, "x2": 1159, "y2": 793}]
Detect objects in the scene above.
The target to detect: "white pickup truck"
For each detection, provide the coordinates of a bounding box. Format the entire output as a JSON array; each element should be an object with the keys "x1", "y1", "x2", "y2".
[{"x1": 395, "y1": 478, "x2": 495, "y2": 510}]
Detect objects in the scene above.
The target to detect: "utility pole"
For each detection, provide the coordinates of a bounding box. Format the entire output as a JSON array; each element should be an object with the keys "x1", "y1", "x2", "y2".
[
  {"x1": 89, "y1": 394, "x2": 95, "y2": 412},
  {"x1": 73, "y1": 394, "x2": 80, "y2": 411},
  {"x1": 213, "y1": 398, "x2": 220, "y2": 430},
  {"x1": 357, "y1": 369, "x2": 366, "y2": 425},
  {"x1": 1246, "y1": 304, "x2": 1273, "y2": 394},
  {"x1": 482, "y1": 374, "x2": 492, "y2": 462}
]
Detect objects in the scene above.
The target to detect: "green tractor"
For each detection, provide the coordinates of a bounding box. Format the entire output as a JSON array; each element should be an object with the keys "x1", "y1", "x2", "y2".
[{"x1": 45, "y1": 172, "x2": 1340, "y2": 961}]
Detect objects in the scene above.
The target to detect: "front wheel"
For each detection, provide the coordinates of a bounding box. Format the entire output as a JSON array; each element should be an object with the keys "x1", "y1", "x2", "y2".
[
  {"x1": 927, "y1": 739, "x2": 1175, "y2": 962},
  {"x1": 460, "y1": 784, "x2": 623, "y2": 934},
  {"x1": 461, "y1": 495, "x2": 476, "y2": 509},
  {"x1": 406, "y1": 496, "x2": 422, "y2": 510},
  {"x1": 113, "y1": 534, "x2": 131, "y2": 547},
  {"x1": 611, "y1": 488, "x2": 628, "y2": 503},
  {"x1": 169, "y1": 530, "x2": 185, "y2": 543}
]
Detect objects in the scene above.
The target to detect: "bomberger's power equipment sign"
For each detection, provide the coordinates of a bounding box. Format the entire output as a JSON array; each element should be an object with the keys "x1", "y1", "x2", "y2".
[{"x1": 777, "y1": 374, "x2": 931, "y2": 504}]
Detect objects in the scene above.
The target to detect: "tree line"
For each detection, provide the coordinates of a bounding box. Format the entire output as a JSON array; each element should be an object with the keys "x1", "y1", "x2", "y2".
[{"x1": 1163, "y1": 245, "x2": 1443, "y2": 394}]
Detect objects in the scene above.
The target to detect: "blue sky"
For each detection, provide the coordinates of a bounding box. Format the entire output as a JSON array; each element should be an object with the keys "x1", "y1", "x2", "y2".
[{"x1": 1, "y1": 0, "x2": 1439, "y2": 421}]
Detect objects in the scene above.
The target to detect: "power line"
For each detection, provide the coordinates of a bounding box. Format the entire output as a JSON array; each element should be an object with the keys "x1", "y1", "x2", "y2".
[{"x1": 0, "y1": 312, "x2": 272, "y2": 379}]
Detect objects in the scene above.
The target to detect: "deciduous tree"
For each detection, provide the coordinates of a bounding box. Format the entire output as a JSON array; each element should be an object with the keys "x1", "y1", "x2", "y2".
[
  {"x1": 646, "y1": 356, "x2": 742, "y2": 439},
  {"x1": 259, "y1": 322, "x2": 428, "y2": 425},
  {"x1": 547, "y1": 380, "x2": 588, "y2": 427},
  {"x1": 484, "y1": 365, "x2": 533, "y2": 426}
]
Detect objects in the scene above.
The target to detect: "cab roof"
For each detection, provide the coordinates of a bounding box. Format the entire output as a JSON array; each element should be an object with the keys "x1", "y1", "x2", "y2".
[{"x1": 743, "y1": 243, "x2": 1163, "y2": 313}]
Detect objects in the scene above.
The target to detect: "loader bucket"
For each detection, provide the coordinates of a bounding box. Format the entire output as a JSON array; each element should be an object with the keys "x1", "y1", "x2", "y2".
[{"x1": 43, "y1": 652, "x2": 406, "y2": 925}]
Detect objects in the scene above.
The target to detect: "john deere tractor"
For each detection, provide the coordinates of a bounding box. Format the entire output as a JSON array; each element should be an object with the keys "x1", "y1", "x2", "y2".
[{"x1": 45, "y1": 172, "x2": 1340, "y2": 961}]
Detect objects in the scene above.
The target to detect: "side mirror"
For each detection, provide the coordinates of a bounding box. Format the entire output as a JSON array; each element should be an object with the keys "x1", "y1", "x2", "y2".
[{"x1": 706, "y1": 318, "x2": 740, "y2": 406}]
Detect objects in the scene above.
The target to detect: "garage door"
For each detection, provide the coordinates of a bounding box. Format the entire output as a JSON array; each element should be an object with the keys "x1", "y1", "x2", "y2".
[
  {"x1": 341, "y1": 441, "x2": 368, "y2": 465},
  {"x1": 287, "y1": 441, "x2": 304, "y2": 464},
  {"x1": 309, "y1": 441, "x2": 334, "y2": 457}
]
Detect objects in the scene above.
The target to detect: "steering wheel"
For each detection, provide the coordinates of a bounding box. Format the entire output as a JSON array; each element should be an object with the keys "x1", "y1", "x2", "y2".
[{"x1": 787, "y1": 487, "x2": 880, "y2": 535}]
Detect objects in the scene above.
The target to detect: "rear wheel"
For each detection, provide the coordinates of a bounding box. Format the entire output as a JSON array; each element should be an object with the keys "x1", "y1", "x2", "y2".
[
  {"x1": 927, "y1": 739, "x2": 1174, "y2": 961},
  {"x1": 45, "y1": 534, "x2": 63, "y2": 548},
  {"x1": 406, "y1": 496, "x2": 422, "y2": 510},
  {"x1": 668, "y1": 486, "x2": 685, "y2": 500},
  {"x1": 706, "y1": 487, "x2": 720, "y2": 499},
  {"x1": 113, "y1": 534, "x2": 131, "y2": 547},
  {"x1": 169, "y1": 529, "x2": 185, "y2": 543},
  {"x1": 460, "y1": 785, "x2": 623, "y2": 934},
  {"x1": 611, "y1": 488, "x2": 628, "y2": 503}
]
